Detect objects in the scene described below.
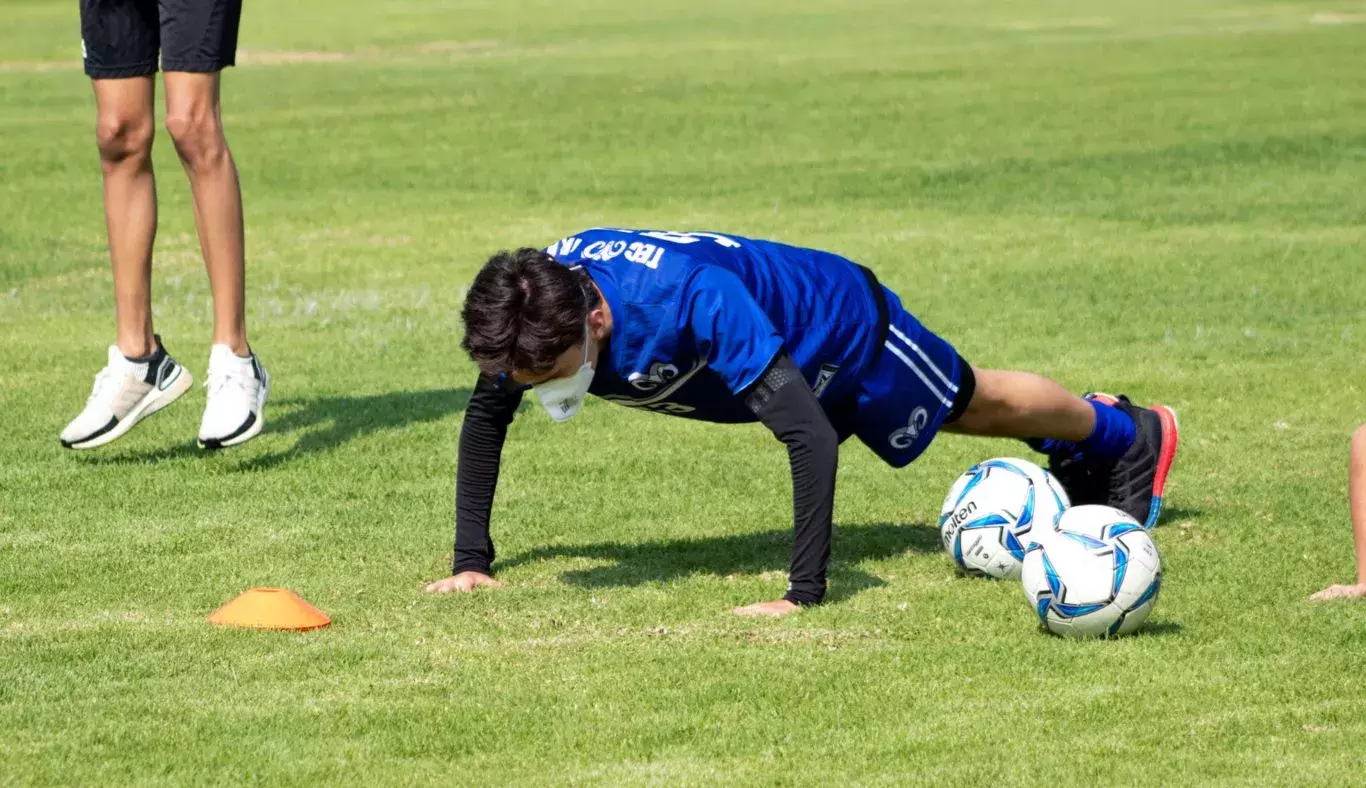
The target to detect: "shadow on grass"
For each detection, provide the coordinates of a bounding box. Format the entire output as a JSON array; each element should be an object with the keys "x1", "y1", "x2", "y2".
[
  {"x1": 1156, "y1": 505, "x2": 1202, "y2": 527},
  {"x1": 499, "y1": 521, "x2": 940, "y2": 603},
  {"x1": 235, "y1": 388, "x2": 471, "y2": 471},
  {"x1": 1135, "y1": 621, "x2": 1183, "y2": 638},
  {"x1": 75, "y1": 387, "x2": 470, "y2": 469},
  {"x1": 74, "y1": 442, "x2": 203, "y2": 464}
]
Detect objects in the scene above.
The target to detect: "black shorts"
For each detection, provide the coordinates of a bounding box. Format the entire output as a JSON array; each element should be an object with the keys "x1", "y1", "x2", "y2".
[{"x1": 80, "y1": 0, "x2": 242, "y2": 79}]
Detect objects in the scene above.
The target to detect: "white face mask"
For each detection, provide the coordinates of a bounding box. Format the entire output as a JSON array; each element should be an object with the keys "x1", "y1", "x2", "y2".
[{"x1": 533, "y1": 320, "x2": 596, "y2": 423}]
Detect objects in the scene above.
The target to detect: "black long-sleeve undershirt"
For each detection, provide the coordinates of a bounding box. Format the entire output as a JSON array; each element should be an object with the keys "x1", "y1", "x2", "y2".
[
  {"x1": 451, "y1": 374, "x2": 522, "y2": 575},
  {"x1": 741, "y1": 355, "x2": 839, "y2": 606},
  {"x1": 449, "y1": 355, "x2": 839, "y2": 605}
]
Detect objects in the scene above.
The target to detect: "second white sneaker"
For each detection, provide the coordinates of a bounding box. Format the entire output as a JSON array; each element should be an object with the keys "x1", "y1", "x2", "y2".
[{"x1": 199, "y1": 344, "x2": 269, "y2": 450}]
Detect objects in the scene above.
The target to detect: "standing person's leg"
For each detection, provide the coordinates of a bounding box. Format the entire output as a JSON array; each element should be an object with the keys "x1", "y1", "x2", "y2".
[
  {"x1": 63, "y1": 0, "x2": 193, "y2": 450},
  {"x1": 94, "y1": 76, "x2": 159, "y2": 358},
  {"x1": 162, "y1": 71, "x2": 247, "y2": 356},
  {"x1": 159, "y1": 0, "x2": 268, "y2": 449}
]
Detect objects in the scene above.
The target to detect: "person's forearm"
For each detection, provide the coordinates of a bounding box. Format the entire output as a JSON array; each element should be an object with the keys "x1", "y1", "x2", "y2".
[
  {"x1": 1351, "y1": 426, "x2": 1365, "y2": 585},
  {"x1": 781, "y1": 414, "x2": 839, "y2": 605},
  {"x1": 452, "y1": 375, "x2": 521, "y2": 575},
  {"x1": 453, "y1": 413, "x2": 505, "y2": 574},
  {"x1": 745, "y1": 355, "x2": 839, "y2": 606}
]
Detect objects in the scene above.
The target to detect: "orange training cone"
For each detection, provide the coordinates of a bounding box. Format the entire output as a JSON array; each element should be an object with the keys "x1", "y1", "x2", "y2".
[{"x1": 208, "y1": 587, "x2": 331, "y2": 631}]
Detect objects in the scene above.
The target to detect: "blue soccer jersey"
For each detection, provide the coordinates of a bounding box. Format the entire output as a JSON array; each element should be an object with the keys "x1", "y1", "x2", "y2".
[{"x1": 544, "y1": 228, "x2": 886, "y2": 423}]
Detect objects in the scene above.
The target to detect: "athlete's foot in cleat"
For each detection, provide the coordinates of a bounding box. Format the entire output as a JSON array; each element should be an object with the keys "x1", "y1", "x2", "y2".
[
  {"x1": 1098, "y1": 394, "x2": 1180, "y2": 528},
  {"x1": 198, "y1": 345, "x2": 269, "y2": 450},
  {"x1": 60, "y1": 338, "x2": 192, "y2": 450},
  {"x1": 1038, "y1": 393, "x2": 1117, "y2": 507},
  {"x1": 1045, "y1": 451, "x2": 1104, "y2": 508}
]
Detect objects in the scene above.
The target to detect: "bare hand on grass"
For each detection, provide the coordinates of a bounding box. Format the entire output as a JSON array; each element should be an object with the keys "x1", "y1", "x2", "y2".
[
  {"x1": 1309, "y1": 583, "x2": 1366, "y2": 602},
  {"x1": 425, "y1": 572, "x2": 503, "y2": 594},
  {"x1": 732, "y1": 599, "x2": 801, "y2": 618}
]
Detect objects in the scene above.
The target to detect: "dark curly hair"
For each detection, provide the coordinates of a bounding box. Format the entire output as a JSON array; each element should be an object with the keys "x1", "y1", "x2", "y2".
[{"x1": 461, "y1": 247, "x2": 600, "y2": 377}]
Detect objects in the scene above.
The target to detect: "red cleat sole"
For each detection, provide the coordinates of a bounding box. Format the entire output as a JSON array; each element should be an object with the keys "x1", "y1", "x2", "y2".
[{"x1": 1146, "y1": 405, "x2": 1180, "y2": 527}]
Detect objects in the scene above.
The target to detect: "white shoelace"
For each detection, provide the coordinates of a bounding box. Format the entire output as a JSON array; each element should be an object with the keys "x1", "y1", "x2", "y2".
[
  {"x1": 87, "y1": 366, "x2": 120, "y2": 404},
  {"x1": 205, "y1": 365, "x2": 254, "y2": 400}
]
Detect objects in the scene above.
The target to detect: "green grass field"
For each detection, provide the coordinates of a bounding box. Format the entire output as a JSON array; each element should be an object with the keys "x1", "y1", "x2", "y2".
[{"x1": 3, "y1": 0, "x2": 1366, "y2": 783}]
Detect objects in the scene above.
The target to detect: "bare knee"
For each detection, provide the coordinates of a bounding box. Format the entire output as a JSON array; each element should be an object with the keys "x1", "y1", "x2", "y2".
[
  {"x1": 1353, "y1": 425, "x2": 1366, "y2": 465},
  {"x1": 95, "y1": 114, "x2": 154, "y2": 167},
  {"x1": 165, "y1": 110, "x2": 228, "y2": 170}
]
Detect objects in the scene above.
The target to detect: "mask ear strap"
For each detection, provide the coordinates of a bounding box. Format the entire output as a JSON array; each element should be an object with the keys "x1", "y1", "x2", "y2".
[
  {"x1": 569, "y1": 265, "x2": 598, "y2": 313},
  {"x1": 568, "y1": 266, "x2": 597, "y2": 361}
]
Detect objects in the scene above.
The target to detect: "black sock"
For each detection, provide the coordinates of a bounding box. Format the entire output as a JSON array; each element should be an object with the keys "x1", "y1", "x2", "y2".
[{"x1": 124, "y1": 334, "x2": 167, "y2": 365}]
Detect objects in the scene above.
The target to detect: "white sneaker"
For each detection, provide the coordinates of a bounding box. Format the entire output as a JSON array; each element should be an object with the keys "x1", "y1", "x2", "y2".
[
  {"x1": 198, "y1": 344, "x2": 269, "y2": 449},
  {"x1": 60, "y1": 340, "x2": 192, "y2": 450}
]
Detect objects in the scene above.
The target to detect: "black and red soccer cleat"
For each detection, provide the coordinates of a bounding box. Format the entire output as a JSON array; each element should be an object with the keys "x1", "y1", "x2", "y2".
[
  {"x1": 1040, "y1": 393, "x2": 1180, "y2": 528},
  {"x1": 1088, "y1": 393, "x2": 1180, "y2": 528}
]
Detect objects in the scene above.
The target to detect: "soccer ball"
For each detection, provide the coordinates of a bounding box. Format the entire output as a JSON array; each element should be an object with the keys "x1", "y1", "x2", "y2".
[
  {"x1": 939, "y1": 457, "x2": 1070, "y2": 580},
  {"x1": 1021, "y1": 505, "x2": 1162, "y2": 638}
]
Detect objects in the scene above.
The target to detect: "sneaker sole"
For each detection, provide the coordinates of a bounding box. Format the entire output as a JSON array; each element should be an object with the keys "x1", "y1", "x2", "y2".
[
  {"x1": 63, "y1": 367, "x2": 194, "y2": 450},
  {"x1": 1146, "y1": 404, "x2": 1180, "y2": 528},
  {"x1": 198, "y1": 368, "x2": 269, "y2": 450}
]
